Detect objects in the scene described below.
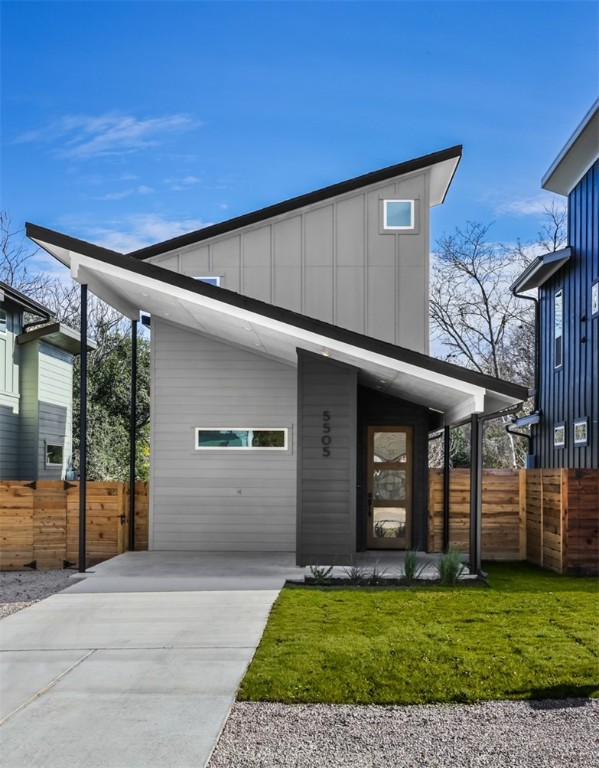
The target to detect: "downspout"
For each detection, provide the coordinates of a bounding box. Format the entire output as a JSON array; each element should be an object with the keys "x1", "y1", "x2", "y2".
[
  {"x1": 79, "y1": 284, "x2": 88, "y2": 573},
  {"x1": 511, "y1": 288, "x2": 539, "y2": 467}
]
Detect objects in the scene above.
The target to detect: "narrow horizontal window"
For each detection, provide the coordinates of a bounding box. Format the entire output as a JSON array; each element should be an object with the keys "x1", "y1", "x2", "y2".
[
  {"x1": 573, "y1": 418, "x2": 588, "y2": 447},
  {"x1": 193, "y1": 276, "x2": 221, "y2": 287},
  {"x1": 383, "y1": 199, "x2": 414, "y2": 230},
  {"x1": 0, "y1": 308, "x2": 7, "y2": 333},
  {"x1": 553, "y1": 423, "x2": 565, "y2": 449},
  {"x1": 195, "y1": 428, "x2": 288, "y2": 450},
  {"x1": 46, "y1": 444, "x2": 64, "y2": 466}
]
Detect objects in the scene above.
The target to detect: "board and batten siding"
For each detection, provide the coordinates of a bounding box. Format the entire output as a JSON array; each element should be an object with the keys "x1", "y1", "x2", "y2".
[
  {"x1": 296, "y1": 350, "x2": 358, "y2": 565},
  {"x1": 36, "y1": 342, "x2": 73, "y2": 479},
  {"x1": 151, "y1": 319, "x2": 297, "y2": 551},
  {"x1": 0, "y1": 306, "x2": 21, "y2": 479},
  {"x1": 537, "y1": 159, "x2": 598, "y2": 468},
  {"x1": 146, "y1": 171, "x2": 431, "y2": 353}
]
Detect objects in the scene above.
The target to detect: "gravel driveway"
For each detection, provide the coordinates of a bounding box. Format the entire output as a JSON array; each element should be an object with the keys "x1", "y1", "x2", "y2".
[
  {"x1": 0, "y1": 569, "x2": 72, "y2": 619},
  {"x1": 208, "y1": 699, "x2": 599, "y2": 768}
]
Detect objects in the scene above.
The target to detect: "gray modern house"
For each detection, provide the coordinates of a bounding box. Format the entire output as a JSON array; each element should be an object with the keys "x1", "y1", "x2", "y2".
[
  {"x1": 27, "y1": 146, "x2": 527, "y2": 566},
  {"x1": 0, "y1": 281, "x2": 88, "y2": 480}
]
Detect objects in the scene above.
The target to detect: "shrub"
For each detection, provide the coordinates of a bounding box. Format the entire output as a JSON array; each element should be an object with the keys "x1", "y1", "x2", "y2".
[{"x1": 438, "y1": 550, "x2": 466, "y2": 585}]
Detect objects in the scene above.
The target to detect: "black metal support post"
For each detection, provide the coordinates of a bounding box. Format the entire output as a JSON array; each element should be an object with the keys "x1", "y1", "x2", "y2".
[
  {"x1": 128, "y1": 319, "x2": 138, "y2": 552},
  {"x1": 442, "y1": 425, "x2": 451, "y2": 552},
  {"x1": 79, "y1": 284, "x2": 88, "y2": 573},
  {"x1": 468, "y1": 414, "x2": 482, "y2": 575}
]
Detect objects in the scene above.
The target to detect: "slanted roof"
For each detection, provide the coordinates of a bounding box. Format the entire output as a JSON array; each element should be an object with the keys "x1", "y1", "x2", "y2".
[
  {"x1": 510, "y1": 247, "x2": 572, "y2": 293},
  {"x1": 542, "y1": 99, "x2": 599, "y2": 195},
  {"x1": 27, "y1": 222, "x2": 527, "y2": 427},
  {"x1": 17, "y1": 322, "x2": 96, "y2": 355},
  {"x1": 0, "y1": 280, "x2": 54, "y2": 318},
  {"x1": 127, "y1": 145, "x2": 462, "y2": 261}
]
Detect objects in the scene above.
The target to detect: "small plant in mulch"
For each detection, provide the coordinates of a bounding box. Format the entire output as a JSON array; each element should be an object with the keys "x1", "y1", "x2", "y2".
[
  {"x1": 342, "y1": 558, "x2": 369, "y2": 585},
  {"x1": 401, "y1": 549, "x2": 427, "y2": 584},
  {"x1": 437, "y1": 549, "x2": 467, "y2": 586},
  {"x1": 308, "y1": 564, "x2": 334, "y2": 585}
]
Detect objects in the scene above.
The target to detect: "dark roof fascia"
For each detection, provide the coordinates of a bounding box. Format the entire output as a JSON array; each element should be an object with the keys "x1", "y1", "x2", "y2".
[
  {"x1": 0, "y1": 280, "x2": 54, "y2": 318},
  {"x1": 26, "y1": 221, "x2": 526, "y2": 402},
  {"x1": 125, "y1": 145, "x2": 463, "y2": 261},
  {"x1": 16, "y1": 322, "x2": 97, "y2": 355},
  {"x1": 510, "y1": 247, "x2": 572, "y2": 294}
]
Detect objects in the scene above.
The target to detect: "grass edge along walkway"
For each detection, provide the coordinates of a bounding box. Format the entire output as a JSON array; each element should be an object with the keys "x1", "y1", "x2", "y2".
[{"x1": 239, "y1": 563, "x2": 599, "y2": 706}]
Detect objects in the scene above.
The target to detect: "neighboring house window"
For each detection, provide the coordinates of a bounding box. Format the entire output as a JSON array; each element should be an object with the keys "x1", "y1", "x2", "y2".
[
  {"x1": 383, "y1": 200, "x2": 414, "y2": 230},
  {"x1": 554, "y1": 290, "x2": 563, "y2": 369},
  {"x1": 193, "y1": 276, "x2": 221, "y2": 287},
  {"x1": 195, "y1": 428, "x2": 288, "y2": 450},
  {"x1": 0, "y1": 308, "x2": 6, "y2": 333},
  {"x1": 592, "y1": 281, "x2": 598, "y2": 316},
  {"x1": 553, "y1": 423, "x2": 566, "y2": 449},
  {"x1": 573, "y1": 418, "x2": 589, "y2": 447},
  {"x1": 46, "y1": 444, "x2": 64, "y2": 466}
]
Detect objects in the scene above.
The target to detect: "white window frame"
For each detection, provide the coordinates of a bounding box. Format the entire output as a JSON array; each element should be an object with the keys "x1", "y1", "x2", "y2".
[
  {"x1": 45, "y1": 442, "x2": 64, "y2": 466},
  {"x1": 0, "y1": 307, "x2": 7, "y2": 334},
  {"x1": 592, "y1": 282, "x2": 598, "y2": 317},
  {"x1": 573, "y1": 418, "x2": 588, "y2": 447},
  {"x1": 192, "y1": 276, "x2": 221, "y2": 287},
  {"x1": 195, "y1": 427, "x2": 289, "y2": 451},
  {"x1": 554, "y1": 289, "x2": 563, "y2": 369},
  {"x1": 383, "y1": 199, "x2": 415, "y2": 230},
  {"x1": 553, "y1": 423, "x2": 566, "y2": 449}
]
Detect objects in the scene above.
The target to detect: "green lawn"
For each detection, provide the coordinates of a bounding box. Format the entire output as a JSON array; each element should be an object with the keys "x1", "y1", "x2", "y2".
[{"x1": 239, "y1": 563, "x2": 599, "y2": 705}]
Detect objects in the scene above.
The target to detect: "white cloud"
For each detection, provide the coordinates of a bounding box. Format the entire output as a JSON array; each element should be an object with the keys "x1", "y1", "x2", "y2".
[
  {"x1": 164, "y1": 175, "x2": 201, "y2": 191},
  {"x1": 494, "y1": 194, "x2": 558, "y2": 216},
  {"x1": 94, "y1": 185, "x2": 154, "y2": 201},
  {"x1": 78, "y1": 213, "x2": 213, "y2": 252},
  {"x1": 14, "y1": 113, "x2": 200, "y2": 159}
]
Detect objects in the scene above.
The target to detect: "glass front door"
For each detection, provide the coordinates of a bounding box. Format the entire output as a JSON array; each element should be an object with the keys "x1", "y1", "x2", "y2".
[{"x1": 367, "y1": 426, "x2": 412, "y2": 549}]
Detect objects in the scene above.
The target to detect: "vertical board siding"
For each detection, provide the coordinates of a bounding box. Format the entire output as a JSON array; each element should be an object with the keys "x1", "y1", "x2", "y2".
[
  {"x1": 17, "y1": 341, "x2": 39, "y2": 480},
  {"x1": 37, "y1": 343, "x2": 74, "y2": 479},
  {"x1": 152, "y1": 320, "x2": 297, "y2": 551},
  {"x1": 537, "y1": 160, "x2": 598, "y2": 468},
  {"x1": 297, "y1": 351, "x2": 357, "y2": 565},
  {"x1": 149, "y1": 172, "x2": 431, "y2": 353}
]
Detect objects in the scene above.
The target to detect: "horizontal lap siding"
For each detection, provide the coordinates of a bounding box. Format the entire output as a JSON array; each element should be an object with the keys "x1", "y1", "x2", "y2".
[
  {"x1": 151, "y1": 320, "x2": 297, "y2": 551},
  {"x1": 297, "y1": 351, "x2": 357, "y2": 565}
]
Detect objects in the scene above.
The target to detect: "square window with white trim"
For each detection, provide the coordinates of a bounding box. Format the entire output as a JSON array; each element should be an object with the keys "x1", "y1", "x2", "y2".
[
  {"x1": 574, "y1": 418, "x2": 589, "y2": 447},
  {"x1": 553, "y1": 423, "x2": 566, "y2": 449},
  {"x1": 195, "y1": 428, "x2": 288, "y2": 450},
  {"x1": 383, "y1": 200, "x2": 415, "y2": 230},
  {"x1": 46, "y1": 443, "x2": 64, "y2": 466}
]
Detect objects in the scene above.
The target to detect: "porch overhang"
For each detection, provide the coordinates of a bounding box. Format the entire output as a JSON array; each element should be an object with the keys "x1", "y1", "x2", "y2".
[{"x1": 27, "y1": 223, "x2": 527, "y2": 427}]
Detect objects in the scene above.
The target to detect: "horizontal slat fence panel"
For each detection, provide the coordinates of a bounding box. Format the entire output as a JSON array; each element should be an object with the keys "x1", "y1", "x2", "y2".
[
  {"x1": 0, "y1": 481, "x2": 148, "y2": 570},
  {"x1": 428, "y1": 469, "x2": 523, "y2": 560}
]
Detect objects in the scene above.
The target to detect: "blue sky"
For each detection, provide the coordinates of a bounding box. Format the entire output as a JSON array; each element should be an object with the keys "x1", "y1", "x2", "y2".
[{"x1": 2, "y1": 1, "x2": 598, "y2": 271}]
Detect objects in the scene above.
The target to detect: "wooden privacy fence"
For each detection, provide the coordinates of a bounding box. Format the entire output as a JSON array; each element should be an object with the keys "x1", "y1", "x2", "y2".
[
  {"x1": 0, "y1": 480, "x2": 148, "y2": 571},
  {"x1": 1, "y1": 472, "x2": 597, "y2": 573},
  {"x1": 428, "y1": 469, "x2": 525, "y2": 561},
  {"x1": 429, "y1": 468, "x2": 598, "y2": 574}
]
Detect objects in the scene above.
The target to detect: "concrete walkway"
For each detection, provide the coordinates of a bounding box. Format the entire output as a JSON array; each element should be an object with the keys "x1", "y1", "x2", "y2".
[{"x1": 0, "y1": 552, "x2": 305, "y2": 768}]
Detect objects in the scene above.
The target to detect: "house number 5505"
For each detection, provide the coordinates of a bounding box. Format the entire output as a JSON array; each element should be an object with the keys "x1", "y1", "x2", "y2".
[{"x1": 322, "y1": 410, "x2": 331, "y2": 457}]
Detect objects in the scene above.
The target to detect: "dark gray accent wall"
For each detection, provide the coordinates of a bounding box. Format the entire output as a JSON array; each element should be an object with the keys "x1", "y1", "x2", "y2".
[
  {"x1": 297, "y1": 350, "x2": 358, "y2": 565},
  {"x1": 356, "y1": 387, "x2": 432, "y2": 551}
]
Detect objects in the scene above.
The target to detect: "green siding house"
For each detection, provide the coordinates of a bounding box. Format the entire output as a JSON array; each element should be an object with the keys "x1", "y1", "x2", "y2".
[{"x1": 0, "y1": 281, "x2": 90, "y2": 480}]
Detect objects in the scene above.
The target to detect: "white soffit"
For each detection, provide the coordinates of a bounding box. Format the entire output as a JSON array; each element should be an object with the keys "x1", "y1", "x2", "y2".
[
  {"x1": 429, "y1": 156, "x2": 461, "y2": 206},
  {"x1": 34, "y1": 242, "x2": 520, "y2": 424}
]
